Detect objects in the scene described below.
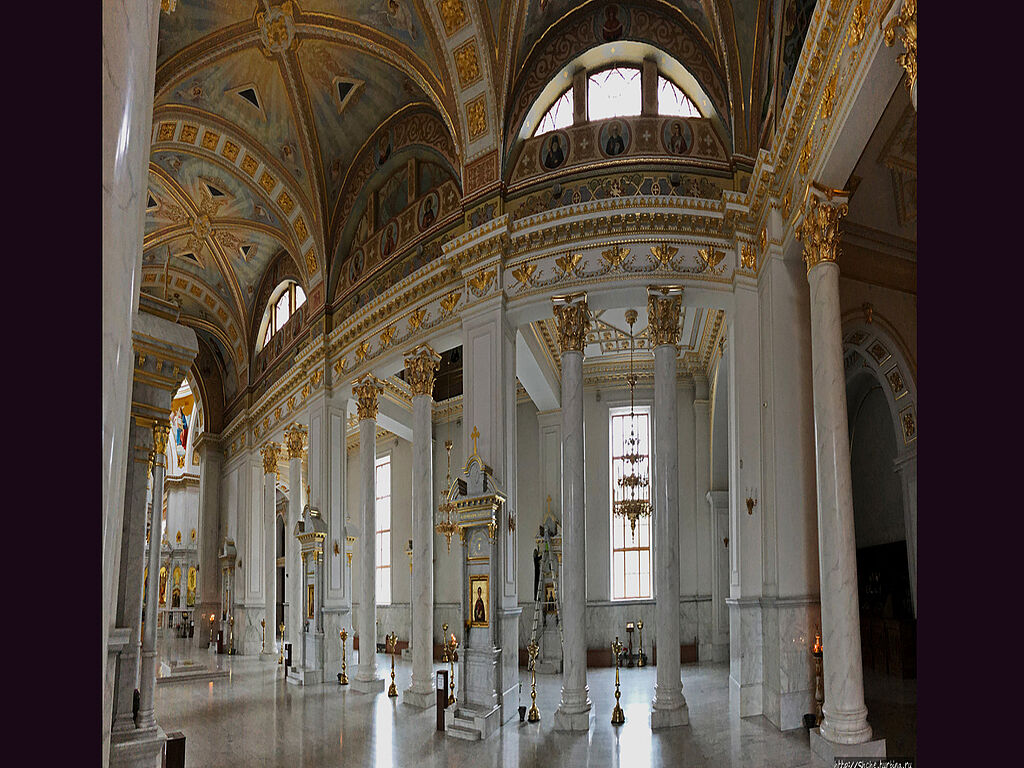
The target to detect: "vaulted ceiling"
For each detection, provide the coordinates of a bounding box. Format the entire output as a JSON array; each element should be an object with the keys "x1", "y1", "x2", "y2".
[{"x1": 142, "y1": 0, "x2": 785, "y2": 410}]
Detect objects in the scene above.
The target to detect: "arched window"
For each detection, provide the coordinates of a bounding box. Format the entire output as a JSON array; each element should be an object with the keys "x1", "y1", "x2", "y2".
[
  {"x1": 587, "y1": 66, "x2": 642, "y2": 121},
  {"x1": 529, "y1": 54, "x2": 707, "y2": 139},
  {"x1": 657, "y1": 75, "x2": 700, "y2": 117},
  {"x1": 536, "y1": 88, "x2": 574, "y2": 136},
  {"x1": 258, "y1": 280, "x2": 306, "y2": 351}
]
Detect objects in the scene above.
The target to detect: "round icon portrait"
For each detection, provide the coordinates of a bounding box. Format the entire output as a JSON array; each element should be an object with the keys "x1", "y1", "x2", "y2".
[
  {"x1": 599, "y1": 120, "x2": 630, "y2": 158},
  {"x1": 418, "y1": 191, "x2": 439, "y2": 231},
  {"x1": 540, "y1": 131, "x2": 569, "y2": 171},
  {"x1": 662, "y1": 119, "x2": 694, "y2": 156}
]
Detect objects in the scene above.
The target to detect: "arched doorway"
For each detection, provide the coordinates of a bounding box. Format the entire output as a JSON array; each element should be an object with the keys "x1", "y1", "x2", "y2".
[{"x1": 844, "y1": 319, "x2": 917, "y2": 679}]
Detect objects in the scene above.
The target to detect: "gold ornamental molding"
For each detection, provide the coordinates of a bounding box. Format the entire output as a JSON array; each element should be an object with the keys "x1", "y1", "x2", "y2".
[
  {"x1": 353, "y1": 375, "x2": 383, "y2": 421},
  {"x1": 261, "y1": 441, "x2": 282, "y2": 475},
  {"x1": 796, "y1": 184, "x2": 849, "y2": 273},
  {"x1": 551, "y1": 292, "x2": 590, "y2": 354},
  {"x1": 883, "y1": 0, "x2": 917, "y2": 97},
  {"x1": 404, "y1": 345, "x2": 442, "y2": 398},
  {"x1": 153, "y1": 423, "x2": 170, "y2": 455},
  {"x1": 283, "y1": 422, "x2": 307, "y2": 459},
  {"x1": 647, "y1": 286, "x2": 684, "y2": 348}
]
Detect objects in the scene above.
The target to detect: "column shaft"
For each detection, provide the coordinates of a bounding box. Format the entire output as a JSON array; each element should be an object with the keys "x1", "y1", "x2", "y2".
[
  {"x1": 288, "y1": 455, "x2": 303, "y2": 659},
  {"x1": 554, "y1": 349, "x2": 591, "y2": 728},
  {"x1": 406, "y1": 392, "x2": 435, "y2": 703},
  {"x1": 263, "y1": 469, "x2": 277, "y2": 656},
  {"x1": 355, "y1": 417, "x2": 381, "y2": 684},
  {"x1": 137, "y1": 442, "x2": 166, "y2": 730},
  {"x1": 651, "y1": 343, "x2": 688, "y2": 727},
  {"x1": 808, "y1": 261, "x2": 871, "y2": 744},
  {"x1": 111, "y1": 421, "x2": 153, "y2": 732}
]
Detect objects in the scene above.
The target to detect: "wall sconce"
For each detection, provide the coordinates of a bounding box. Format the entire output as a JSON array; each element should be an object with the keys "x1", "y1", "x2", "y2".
[
  {"x1": 745, "y1": 489, "x2": 758, "y2": 515},
  {"x1": 333, "y1": 540, "x2": 340, "y2": 556},
  {"x1": 723, "y1": 537, "x2": 729, "y2": 548}
]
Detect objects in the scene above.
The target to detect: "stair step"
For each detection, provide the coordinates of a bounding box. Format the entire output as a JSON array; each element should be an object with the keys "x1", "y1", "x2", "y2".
[{"x1": 447, "y1": 724, "x2": 481, "y2": 741}]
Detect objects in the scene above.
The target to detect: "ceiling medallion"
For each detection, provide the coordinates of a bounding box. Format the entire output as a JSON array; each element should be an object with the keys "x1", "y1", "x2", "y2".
[
  {"x1": 258, "y1": 3, "x2": 297, "y2": 55},
  {"x1": 613, "y1": 309, "x2": 651, "y2": 537}
]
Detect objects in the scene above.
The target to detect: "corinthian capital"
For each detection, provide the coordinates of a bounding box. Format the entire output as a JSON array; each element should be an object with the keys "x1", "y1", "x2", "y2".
[
  {"x1": 796, "y1": 184, "x2": 849, "y2": 273},
  {"x1": 352, "y1": 375, "x2": 383, "y2": 421},
  {"x1": 647, "y1": 285, "x2": 684, "y2": 347},
  {"x1": 283, "y1": 423, "x2": 307, "y2": 460},
  {"x1": 260, "y1": 441, "x2": 281, "y2": 475},
  {"x1": 404, "y1": 344, "x2": 441, "y2": 398},
  {"x1": 552, "y1": 292, "x2": 590, "y2": 354},
  {"x1": 152, "y1": 422, "x2": 170, "y2": 454}
]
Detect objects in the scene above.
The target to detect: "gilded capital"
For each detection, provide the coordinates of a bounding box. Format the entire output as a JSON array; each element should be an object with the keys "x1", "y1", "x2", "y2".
[
  {"x1": 404, "y1": 345, "x2": 441, "y2": 398},
  {"x1": 283, "y1": 423, "x2": 307, "y2": 460},
  {"x1": 647, "y1": 286, "x2": 684, "y2": 347},
  {"x1": 260, "y1": 442, "x2": 281, "y2": 475},
  {"x1": 152, "y1": 422, "x2": 169, "y2": 454},
  {"x1": 552, "y1": 292, "x2": 590, "y2": 354},
  {"x1": 796, "y1": 184, "x2": 849, "y2": 274},
  {"x1": 353, "y1": 376, "x2": 383, "y2": 421}
]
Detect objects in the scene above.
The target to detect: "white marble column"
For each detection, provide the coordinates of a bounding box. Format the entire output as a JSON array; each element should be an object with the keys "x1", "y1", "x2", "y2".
[
  {"x1": 102, "y1": 1, "x2": 161, "y2": 759},
  {"x1": 648, "y1": 287, "x2": 689, "y2": 728},
  {"x1": 404, "y1": 346, "x2": 440, "y2": 707},
  {"x1": 894, "y1": 448, "x2": 917, "y2": 618},
  {"x1": 798, "y1": 186, "x2": 876, "y2": 750},
  {"x1": 261, "y1": 442, "x2": 281, "y2": 657},
  {"x1": 352, "y1": 376, "x2": 385, "y2": 693},
  {"x1": 137, "y1": 425, "x2": 169, "y2": 732},
  {"x1": 283, "y1": 424, "x2": 307, "y2": 659},
  {"x1": 195, "y1": 434, "x2": 222, "y2": 649},
  {"x1": 111, "y1": 418, "x2": 155, "y2": 733},
  {"x1": 551, "y1": 293, "x2": 592, "y2": 731}
]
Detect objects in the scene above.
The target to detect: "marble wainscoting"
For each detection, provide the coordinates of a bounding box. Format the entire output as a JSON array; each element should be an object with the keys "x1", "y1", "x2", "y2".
[
  {"x1": 761, "y1": 597, "x2": 821, "y2": 732},
  {"x1": 515, "y1": 597, "x2": 712, "y2": 661},
  {"x1": 349, "y1": 602, "x2": 462, "y2": 654},
  {"x1": 239, "y1": 605, "x2": 267, "y2": 656},
  {"x1": 322, "y1": 607, "x2": 353, "y2": 673},
  {"x1": 727, "y1": 598, "x2": 763, "y2": 719}
]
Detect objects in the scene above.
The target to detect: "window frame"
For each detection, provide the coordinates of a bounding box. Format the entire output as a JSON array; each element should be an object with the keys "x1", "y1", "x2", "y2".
[
  {"x1": 609, "y1": 404, "x2": 654, "y2": 602},
  {"x1": 374, "y1": 453, "x2": 393, "y2": 606},
  {"x1": 258, "y1": 280, "x2": 306, "y2": 352}
]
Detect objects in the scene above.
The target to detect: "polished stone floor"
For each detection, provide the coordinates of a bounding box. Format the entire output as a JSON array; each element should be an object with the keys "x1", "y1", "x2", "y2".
[{"x1": 154, "y1": 637, "x2": 915, "y2": 767}]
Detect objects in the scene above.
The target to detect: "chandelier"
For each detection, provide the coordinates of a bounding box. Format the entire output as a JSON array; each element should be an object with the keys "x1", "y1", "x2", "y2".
[
  {"x1": 614, "y1": 309, "x2": 651, "y2": 537},
  {"x1": 435, "y1": 439, "x2": 459, "y2": 552}
]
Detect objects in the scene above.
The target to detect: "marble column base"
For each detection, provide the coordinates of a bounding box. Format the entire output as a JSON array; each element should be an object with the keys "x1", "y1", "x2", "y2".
[
  {"x1": 651, "y1": 701, "x2": 690, "y2": 729},
  {"x1": 286, "y1": 666, "x2": 323, "y2": 686},
  {"x1": 810, "y1": 728, "x2": 886, "y2": 764},
  {"x1": 349, "y1": 675, "x2": 385, "y2": 694},
  {"x1": 109, "y1": 725, "x2": 165, "y2": 768},
  {"x1": 651, "y1": 684, "x2": 689, "y2": 729},
  {"x1": 403, "y1": 684, "x2": 435, "y2": 708},
  {"x1": 259, "y1": 650, "x2": 278, "y2": 660},
  {"x1": 552, "y1": 706, "x2": 592, "y2": 732}
]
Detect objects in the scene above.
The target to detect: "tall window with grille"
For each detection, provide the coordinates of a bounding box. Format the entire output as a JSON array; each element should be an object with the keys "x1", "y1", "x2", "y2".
[
  {"x1": 610, "y1": 406, "x2": 653, "y2": 600},
  {"x1": 375, "y1": 454, "x2": 392, "y2": 605}
]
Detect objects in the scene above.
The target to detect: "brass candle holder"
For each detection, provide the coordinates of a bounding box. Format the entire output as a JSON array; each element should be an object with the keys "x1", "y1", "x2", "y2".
[
  {"x1": 812, "y1": 627, "x2": 824, "y2": 725},
  {"x1": 228, "y1": 616, "x2": 234, "y2": 654},
  {"x1": 339, "y1": 628, "x2": 349, "y2": 685},
  {"x1": 611, "y1": 636, "x2": 625, "y2": 725},
  {"x1": 636, "y1": 619, "x2": 645, "y2": 667},
  {"x1": 447, "y1": 632, "x2": 459, "y2": 706},
  {"x1": 527, "y1": 638, "x2": 540, "y2": 722},
  {"x1": 442, "y1": 622, "x2": 450, "y2": 663},
  {"x1": 261, "y1": 618, "x2": 266, "y2": 653},
  {"x1": 278, "y1": 622, "x2": 285, "y2": 665},
  {"x1": 387, "y1": 632, "x2": 398, "y2": 697}
]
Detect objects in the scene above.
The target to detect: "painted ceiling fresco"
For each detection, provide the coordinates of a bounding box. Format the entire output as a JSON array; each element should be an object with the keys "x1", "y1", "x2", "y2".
[{"x1": 143, "y1": 0, "x2": 809, "y2": 417}]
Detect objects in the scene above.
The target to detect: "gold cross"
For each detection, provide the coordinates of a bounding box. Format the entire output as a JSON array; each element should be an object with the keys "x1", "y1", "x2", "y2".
[{"x1": 470, "y1": 426, "x2": 480, "y2": 455}]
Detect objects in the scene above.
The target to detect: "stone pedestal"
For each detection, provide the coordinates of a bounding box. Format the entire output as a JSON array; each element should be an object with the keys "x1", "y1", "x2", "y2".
[
  {"x1": 810, "y1": 728, "x2": 886, "y2": 764},
  {"x1": 109, "y1": 726, "x2": 166, "y2": 768}
]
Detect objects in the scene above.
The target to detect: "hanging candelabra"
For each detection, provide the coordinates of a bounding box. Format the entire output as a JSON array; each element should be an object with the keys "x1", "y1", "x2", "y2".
[
  {"x1": 613, "y1": 309, "x2": 652, "y2": 537},
  {"x1": 435, "y1": 439, "x2": 459, "y2": 551}
]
